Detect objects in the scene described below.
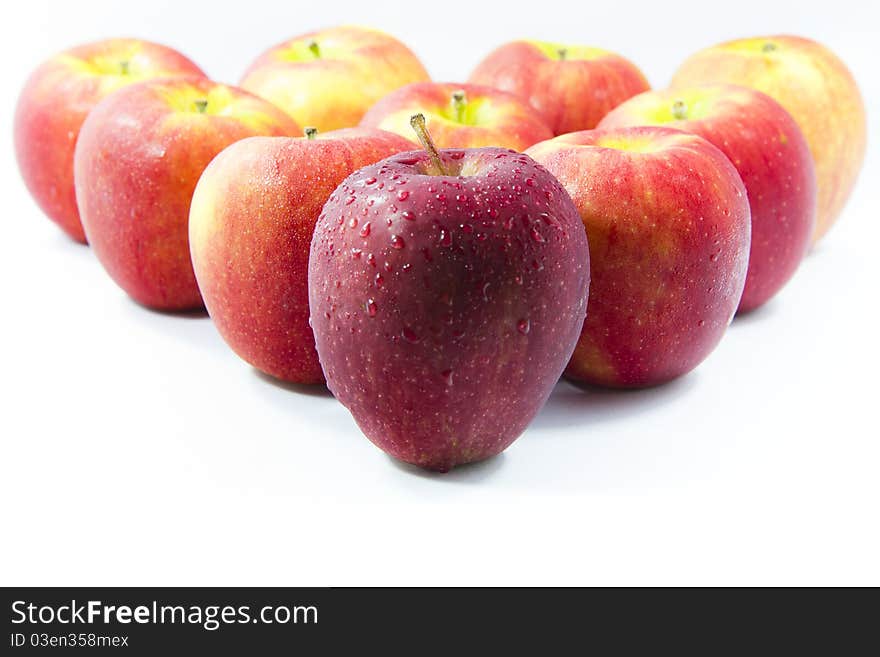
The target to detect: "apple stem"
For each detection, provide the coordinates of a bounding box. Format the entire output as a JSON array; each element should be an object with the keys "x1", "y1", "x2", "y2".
[
  {"x1": 308, "y1": 40, "x2": 321, "y2": 58},
  {"x1": 194, "y1": 99, "x2": 208, "y2": 114},
  {"x1": 762, "y1": 41, "x2": 778, "y2": 53},
  {"x1": 409, "y1": 113, "x2": 447, "y2": 176},
  {"x1": 672, "y1": 100, "x2": 688, "y2": 120},
  {"x1": 557, "y1": 48, "x2": 568, "y2": 61},
  {"x1": 451, "y1": 90, "x2": 467, "y2": 123},
  {"x1": 119, "y1": 60, "x2": 130, "y2": 75},
  {"x1": 304, "y1": 126, "x2": 318, "y2": 140}
]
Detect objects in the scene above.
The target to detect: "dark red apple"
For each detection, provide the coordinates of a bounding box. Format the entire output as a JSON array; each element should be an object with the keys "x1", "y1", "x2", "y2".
[{"x1": 308, "y1": 116, "x2": 590, "y2": 471}]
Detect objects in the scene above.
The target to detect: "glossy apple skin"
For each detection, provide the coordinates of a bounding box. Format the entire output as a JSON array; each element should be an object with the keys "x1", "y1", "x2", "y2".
[
  {"x1": 527, "y1": 127, "x2": 750, "y2": 388},
  {"x1": 74, "y1": 77, "x2": 300, "y2": 311},
  {"x1": 14, "y1": 39, "x2": 206, "y2": 242},
  {"x1": 671, "y1": 35, "x2": 866, "y2": 243},
  {"x1": 189, "y1": 128, "x2": 415, "y2": 383},
  {"x1": 360, "y1": 82, "x2": 553, "y2": 151},
  {"x1": 599, "y1": 84, "x2": 816, "y2": 312},
  {"x1": 240, "y1": 25, "x2": 430, "y2": 131},
  {"x1": 309, "y1": 148, "x2": 590, "y2": 471},
  {"x1": 469, "y1": 40, "x2": 650, "y2": 135}
]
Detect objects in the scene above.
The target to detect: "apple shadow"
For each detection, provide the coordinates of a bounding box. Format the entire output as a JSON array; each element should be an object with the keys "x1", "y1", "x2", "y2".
[
  {"x1": 54, "y1": 231, "x2": 91, "y2": 251},
  {"x1": 130, "y1": 298, "x2": 210, "y2": 320},
  {"x1": 387, "y1": 451, "x2": 507, "y2": 484},
  {"x1": 119, "y1": 295, "x2": 235, "y2": 360},
  {"x1": 253, "y1": 369, "x2": 334, "y2": 398},
  {"x1": 532, "y1": 374, "x2": 699, "y2": 431},
  {"x1": 731, "y1": 298, "x2": 780, "y2": 327}
]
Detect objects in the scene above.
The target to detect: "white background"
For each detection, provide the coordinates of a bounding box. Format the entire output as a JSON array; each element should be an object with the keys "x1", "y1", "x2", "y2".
[{"x1": 1, "y1": 0, "x2": 877, "y2": 586}]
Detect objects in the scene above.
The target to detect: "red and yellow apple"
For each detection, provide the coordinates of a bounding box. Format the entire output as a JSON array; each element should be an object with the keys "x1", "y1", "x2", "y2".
[
  {"x1": 599, "y1": 84, "x2": 816, "y2": 312},
  {"x1": 240, "y1": 25, "x2": 430, "y2": 132},
  {"x1": 469, "y1": 40, "x2": 649, "y2": 135},
  {"x1": 360, "y1": 82, "x2": 553, "y2": 150},
  {"x1": 189, "y1": 127, "x2": 415, "y2": 383},
  {"x1": 14, "y1": 39, "x2": 206, "y2": 242},
  {"x1": 526, "y1": 126, "x2": 751, "y2": 388},
  {"x1": 671, "y1": 35, "x2": 866, "y2": 243},
  {"x1": 74, "y1": 77, "x2": 300, "y2": 311}
]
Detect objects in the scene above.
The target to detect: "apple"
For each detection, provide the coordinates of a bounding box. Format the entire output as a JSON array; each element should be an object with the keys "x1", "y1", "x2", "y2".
[
  {"x1": 359, "y1": 82, "x2": 553, "y2": 151},
  {"x1": 189, "y1": 127, "x2": 415, "y2": 383},
  {"x1": 74, "y1": 77, "x2": 300, "y2": 311},
  {"x1": 240, "y1": 25, "x2": 430, "y2": 132},
  {"x1": 526, "y1": 126, "x2": 750, "y2": 388},
  {"x1": 308, "y1": 115, "x2": 590, "y2": 471},
  {"x1": 14, "y1": 38, "x2": 206, "y2": 242},
  {"x1": 671, "y1": 35, "x2": 866, "y2": 243},
  {"x1": 468, "y1": 40, "x2": 650, "y2": 135},
  {"x1": 598, "y1": 84, "x2": 816, "y2": 312}
]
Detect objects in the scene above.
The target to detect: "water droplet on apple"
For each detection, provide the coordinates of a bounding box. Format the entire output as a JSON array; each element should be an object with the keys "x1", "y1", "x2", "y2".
[
  {"x1": 348, "y1": 217, "x2": 358, "y2": 229},
  {"x1": 530, "y1": 228, "x2": 545, "y2": 243},
  {"x1": 375, "y1": 273, "x2": 384, "y2": 287},
  {"x1": 441, "y1": 369, "x2": 454, "y2": 386},
  {"x1": 540, "y1": 212, "x2": 559, "y2": 227},
  {"x1": 401, "y1": 211, "x2": 415, "y2": 221},
  {"x1": 390, "y1": 235, "x2": 405, "y2": 249},
  {"x1": 438, "y1": 229, "x2": 452, "y2": 247},
  {"x1": 366, "y1": 299, "x2": 378, "y2": 317},
  {"x1": 402, "y1": 327, "x2": 420, "y2": 343},
  {"x1": 397, "y1": 190, "x2": 409, "y2": 201},
  {"x1": 517, "y1": 319, "x2": 531, "y2": 335},
  {"x1": 365, "y1": 176, "x2": 377, "y2": 185},
  {"x1": 344, "y1": 197, "x2": 355, "y2": 206},
  {"x1": 360, "y1": 222, "x2": 371, "y2": 237}
]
